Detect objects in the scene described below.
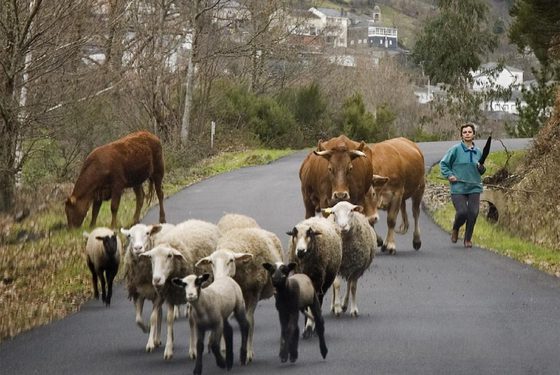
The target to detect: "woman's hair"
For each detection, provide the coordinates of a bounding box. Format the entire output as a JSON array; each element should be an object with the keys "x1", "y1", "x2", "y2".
[{"x1": 460, "y1": 123, "x2": 476, "y2": 136}]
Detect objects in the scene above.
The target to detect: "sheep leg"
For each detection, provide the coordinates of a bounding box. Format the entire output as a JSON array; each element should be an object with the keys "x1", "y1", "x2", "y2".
[
  {"x1": 155, "y1": 302, "x2": 163, "y2": 347},
  {"x1": 99, "y1": 271, "x2": 107, "y2": 304},
  {"x1": 222, "y1": 319, "x2": 234, "y2": 370},
  {"x1": 105, "y1": 266, "x2": 117, "y2": 307},
  {"x1": 146, "y1": 298, "x2": 163, "y2": 351},
  {"x1": 310, "y1": 296, "x2": 328, "y2": 359},
  {"x1": 188, "y1": 311, "x2": 197, "y2": 360},
  {"x1": 210, "y1": 322, "x2": 226, "y2": 369},
  {"x1": 194, "y1": 328, "x2": 206, "y2": 375},
  {"x1": 164, "y1": 302, "x2": 175, "y2": 360},
  {"x1": 331, "y1": 275, "x2": 342, "y2": 316},
  {"x1": 302, "y1": 307, "x2": 315, "y2": 339},
  {"x1": 246, "y1": 303, "x2": 256, "y2": 363},
  {"x1": 279, "y1": 311, "x2": 289, "y2": 363},
  {"x1": 288, "y1": 313, "x2": 299, "y2": 363},
  {"x1": 234, "y1": 307, "x2": 249, "y2": 365},
  {"x1": 349, "y1": 279, "x2": 359, "y2": 317},
  {"x1": 134, "y1": 296, "x2": 148, "y2": 333},
  {"x1": 342, "y1": 278, "x2": 351, "y2": 313},
  {"x1": 87, "y1": 259, "x2": 99, "y2": 300}
]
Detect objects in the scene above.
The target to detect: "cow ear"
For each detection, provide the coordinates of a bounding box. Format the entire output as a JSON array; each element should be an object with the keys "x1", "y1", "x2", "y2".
[
  {"x1": 67, "y1": 196, "x2": 77, "y2": 205},
  {"x1": 358, "y1": 141, "x2": 366, "y2": 151},
  {"x1": 372, "y1": 175, "x2": 389, "y2": 188},
  {"x1": 317, "y1": 139, "x2": 325, "y2": 151}
]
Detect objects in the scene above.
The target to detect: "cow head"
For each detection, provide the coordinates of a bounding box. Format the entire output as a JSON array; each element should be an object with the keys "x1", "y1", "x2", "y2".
[
  {"x1": 65, "y1": 196, "x2": 90, "y2": 228},
  {"x1": 314, "y1": 146, "x2": 367, "y2": 204}
]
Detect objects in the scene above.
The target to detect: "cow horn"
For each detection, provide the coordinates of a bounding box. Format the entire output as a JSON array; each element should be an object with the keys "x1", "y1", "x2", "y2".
[
  {"x1": 314, "y1": 150, "x2": 332, "y2": 157},
  {"x1": 349, "y1": 150, "x2": 366, "y2": 158},
  {"x1": 316, "y1": 139, "x2": 325, "y2": 151}
]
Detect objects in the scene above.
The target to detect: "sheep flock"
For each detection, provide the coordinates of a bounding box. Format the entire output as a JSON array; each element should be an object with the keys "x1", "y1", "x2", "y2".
[{"x1": 81, "y1": 209, "x2": 378, "y2": 374}]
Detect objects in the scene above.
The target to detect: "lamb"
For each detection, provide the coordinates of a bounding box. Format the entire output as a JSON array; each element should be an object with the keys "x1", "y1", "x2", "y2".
[
  {"x1": 172, "y1": 274, "x2": 249, "y2": 375},
  {"x1": 196, "y1": 226, "x2": 283, "y2": 362},
  {"x1": 322, "y1": 201, "x2": 376, "y2": 317},
  {"x1": 82, "y1": 227, "x2": 122, "y2": 307},
  {"x1": 286, "y1": 216, "x2": 342, "y2": 336},
  {"x1": 262, "y1": 262, "x2": 328, "y2": 363},
  {"x1": 217, "y1": 213, "x2": 260, "y2": 233},
  {"x1": 141, "y1": 219, "x2": 220, "y2": 360},
  {"x1": 120, "y1": 223, "x2": 174, "y2": 337}
]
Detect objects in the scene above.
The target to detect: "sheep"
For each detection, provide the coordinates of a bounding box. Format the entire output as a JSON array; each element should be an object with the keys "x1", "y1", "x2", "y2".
[
  {"x1": 141, "y1": 219, "x2": 220, "y2": 360},
  {"x1": 262, "y1": 262, "x2": 328, "y2": 363},
  {"x1": 120, "y1": 223, "x2": 174, "y2": 341},
  {"x1": 286, "y1": 216, "x2": 342, "y2": 336},
  {"x1": 217, "y1": 213, "x2": 260, "y2": 233},
  {"x1": 82, "y1": 227, "x2": 122, "y2": 307},
  {"x1": 322, "y1": 201, "x2": 376, "y2": 317},
  {"x1": 172, "y1": 274, "x2": 249, "y2": 375},
  {"x1": 196, "y1": 226, "x2": 283, "y2": 363}
]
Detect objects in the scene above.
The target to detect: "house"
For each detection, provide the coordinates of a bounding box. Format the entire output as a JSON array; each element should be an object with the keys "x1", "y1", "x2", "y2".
[
  {"x1": 347, "y1": 6, "x2": 398, "y2": 50},
  {"x1": 308, "y1": 7, "x2": 349, "y2": 48},
  {"x1": 471, "y1": 62, "x2": 524, "y2": 91},
  {"x1": 413, "y1": 84, "x2": 447, "y2": 104}
]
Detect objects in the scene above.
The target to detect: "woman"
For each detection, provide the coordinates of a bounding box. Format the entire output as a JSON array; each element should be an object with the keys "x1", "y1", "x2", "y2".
[{"x1": 439, "y1": 123, "x2": 486, "y2": 248}]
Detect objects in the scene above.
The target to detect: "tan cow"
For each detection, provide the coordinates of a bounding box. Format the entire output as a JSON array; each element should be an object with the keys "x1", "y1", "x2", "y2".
[
  {"x1": 368, "y1": 137, "x2": 425, "y2": 254},
  {"x1": 299, "y1": 135, "x2": 376, "y2": 223}
]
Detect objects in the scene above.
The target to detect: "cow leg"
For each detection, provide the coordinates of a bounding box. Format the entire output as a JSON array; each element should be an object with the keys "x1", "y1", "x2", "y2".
[
  {"x1": 109, "y1": 189, "x2": 123, "y2": 229},
  {"x1": 411, "y1": 185, "x2": 424, "y2": 250},
  {"x1": 152, "y1": 176, "x2": 166, "y2": 224},
  {"x1": 383, "y1": 194, "x2": 401, "y2": 255},
  {"x1": 90, "y1": 199, "x2": 102, "y2": 228},
  {"x1": 396, "y1": 198, "x2": 409, "y2": 234},
  {"x1": 131, "y1": 185, "x2": 144, "y2": 225}
]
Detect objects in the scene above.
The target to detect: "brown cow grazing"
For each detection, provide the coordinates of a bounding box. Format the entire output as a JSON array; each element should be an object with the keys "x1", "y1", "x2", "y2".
[
  {"x1": 368, "y1": 137, "x2": 425, "y2": 254},
  {"x1": 299, "y1": 135, "x2": 376, "y2": 222},
  {"x1": 65, "y1": 131, "x2": 166, "y2": 229}
]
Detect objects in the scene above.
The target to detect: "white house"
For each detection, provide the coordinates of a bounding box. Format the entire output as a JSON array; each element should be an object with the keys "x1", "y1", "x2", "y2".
[
  {"x1": 308, "y1": 7, "x2": 349, "y2": 48},
  {"x1": 471, "y1": 62, "x2": 524, "y2": 92}
]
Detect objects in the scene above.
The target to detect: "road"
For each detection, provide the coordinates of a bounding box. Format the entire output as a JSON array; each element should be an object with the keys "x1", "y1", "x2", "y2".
[{"x1": 2, "y1": 138, "x2": 560, "y2": 375}]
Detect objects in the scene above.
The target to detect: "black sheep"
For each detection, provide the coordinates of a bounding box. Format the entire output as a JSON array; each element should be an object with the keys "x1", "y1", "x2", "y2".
[{"x1": 263, "y1": 262, "x2": 328, "y2": 363}]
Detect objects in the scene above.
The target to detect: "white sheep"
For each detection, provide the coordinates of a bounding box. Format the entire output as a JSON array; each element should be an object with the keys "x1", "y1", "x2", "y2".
[
  {"x1": 217, "y1": 213, "x2": 260, "y2": 233},
  {"x1": 262, "y1": 262, "x2": 328, "y2": 363},
  {"x1": 196, "y1": 226, "x2": 283, "y2": 363},
  {"x1": 120, "y1": 223, "x2": 174, "y2": 339},
  {"x1": 82, "y1": 227, "x2": 122, "y2": 307},
  {"x1": 322, "y1": 201, "x2": 376, "y2": 317},
  {"x1": 141, "y1": 219, "x2": 220, "y2": 360},
  {"x1": 286, "y1": 216, "x2": 342, "y2": 336},
  {"x1": 172, "y1": 274, "x2": 249, "y2": 375}
]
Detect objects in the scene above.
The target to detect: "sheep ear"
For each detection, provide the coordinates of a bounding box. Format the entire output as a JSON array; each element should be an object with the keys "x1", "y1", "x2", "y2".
[
  {"x1": 196, "y1": 257, "x2": 212, "y2": 268},
  {"x1": 234, "y1": 253, "x2": 253, "y2": 263},
  {"x1": 172, "y1": 277, "x2": 186, "y2": 288},
  {"x1": 353, "y1": 205, "x2": 364, "y2": 213},
  {"x1": 82, "y1": 231, "x2": 90, "y2": 239},
  {"x1": 120, "y1": 228, "x2": 129, "y2": 236},
  {"x1": 287, "y1": 263, "x2": 297, "y2": 273},
  {"x1": 262, "y1": 263, "x2": 274, "y2": 273},
  {"x1": 150, "y1": 225, "x2": 163, "y2": 235},
  {"x1": 95, "y1": 236, "x2": 106, "y2": 241},
  {"x1": 197, "y1": 274, "x2": 210, "y2": 285},
  {"x1": 286, "y1": 227, "x2": 297, "y2": 237},
  {"x1": 321, "y1": 208, "x2": 332, "y2": 218}
]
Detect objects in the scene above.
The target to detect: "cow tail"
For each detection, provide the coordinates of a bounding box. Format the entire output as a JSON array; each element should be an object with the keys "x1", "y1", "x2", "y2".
[{"x1": 145, "y1": 178, "x2": 155, "y2": 205}]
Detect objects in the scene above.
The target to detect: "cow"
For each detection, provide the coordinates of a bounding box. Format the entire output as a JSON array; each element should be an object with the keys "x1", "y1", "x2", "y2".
[
  {"x1": 65, "y1": 131, "x2": 166, "y2": 229},
  {"x1": 368, "y1": 137, "x2": 425, "y2": 254},
  {"x1": 299, "y1": 135, "x2": 376, "y2": 223}
]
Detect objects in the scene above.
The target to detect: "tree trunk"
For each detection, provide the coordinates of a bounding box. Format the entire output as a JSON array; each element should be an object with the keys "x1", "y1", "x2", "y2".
[{"x1": 181, "y1": 49, "x2": 196, "y2": 144}]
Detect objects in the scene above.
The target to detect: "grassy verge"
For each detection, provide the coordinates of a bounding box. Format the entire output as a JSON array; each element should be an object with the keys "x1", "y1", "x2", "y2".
[
  {"x1": 427, "y1": 150, "x2": 560, "y2": 277},
  {"x1": 0, "y1": 148, "x2": 294, "y2": 342}
]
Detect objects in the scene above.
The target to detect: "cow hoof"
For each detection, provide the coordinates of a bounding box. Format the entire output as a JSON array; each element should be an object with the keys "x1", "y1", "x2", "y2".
[{"x1": 413, "y1": 240, "x2": 421, "y2": 250}]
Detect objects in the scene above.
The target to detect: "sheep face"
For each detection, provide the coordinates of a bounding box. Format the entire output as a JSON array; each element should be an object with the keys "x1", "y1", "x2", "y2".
[
  {"x1": 196, "y1": 249, "x2": 253, "y2": 278},
  {"x1": 121, "y1": 224, "x2": 162, "y2": 256},
  {"x1": 141, "y1": 245, "x2": 186, "y2": 288},
  {"x1": 263, "y1": 262, "x2": 296, "y2": 288},
  {"x1": 323, "y1": 201, "x2": 363, "y2": 233},
  {"x1": 95, "y1": 234, "x2": 119, "y2": 257},
  {"x1": 287, "y1": 226, "x2": 322, "y2": 259},
  {"x1": 172, "y1": 274, "x2": 210, "y2": 302}
]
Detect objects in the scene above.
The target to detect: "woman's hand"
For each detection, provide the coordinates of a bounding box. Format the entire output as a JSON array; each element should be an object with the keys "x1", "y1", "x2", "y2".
[{"x1": 448, "y1": 175, "x2": 458, "y2": 183}]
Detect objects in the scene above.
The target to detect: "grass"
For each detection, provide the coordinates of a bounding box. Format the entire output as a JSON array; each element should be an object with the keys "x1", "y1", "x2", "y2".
[
  {"x1": 427, "y1": 150, "x2": 560, "y2": 277},
  {"x1": 0, "y1": 148, "x2": 294, "y2": 342}
]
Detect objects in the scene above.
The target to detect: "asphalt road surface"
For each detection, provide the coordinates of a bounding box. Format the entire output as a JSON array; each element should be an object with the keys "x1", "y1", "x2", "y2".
[{"x1": 2, "y1": 138, "x2": 560, "y2": 375}]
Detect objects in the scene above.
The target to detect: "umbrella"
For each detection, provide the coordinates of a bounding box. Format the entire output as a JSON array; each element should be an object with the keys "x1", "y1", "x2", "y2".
[{"x1": 478, "y1": 135, "x2": 492, "y2": 165}]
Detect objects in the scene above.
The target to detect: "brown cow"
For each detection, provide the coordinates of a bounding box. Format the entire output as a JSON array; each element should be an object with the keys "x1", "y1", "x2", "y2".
[
  {"x1": 65, "y1": 131, "x2": 166, "y2": 228},
  {"x1": 368, "y1": 137, "x2": 425, "y2": 254},
  {"x1": 299, "y1": 135, "x2": 375, "y2": 222}
]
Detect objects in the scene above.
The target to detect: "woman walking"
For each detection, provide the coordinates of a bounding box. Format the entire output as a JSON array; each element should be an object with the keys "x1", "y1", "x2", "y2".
[{"x1": 440, "y1": 123, "x2": 486, "y2": 248}]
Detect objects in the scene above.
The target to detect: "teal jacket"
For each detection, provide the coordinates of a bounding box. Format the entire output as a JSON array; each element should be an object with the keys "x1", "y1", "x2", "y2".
[{"x1": 440, "y1": 142, "x2": 485, "y2": 195}]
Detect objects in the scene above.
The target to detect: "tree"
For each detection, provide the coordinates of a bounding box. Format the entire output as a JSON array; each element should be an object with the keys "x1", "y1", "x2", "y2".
[
  {"x1": 509, "y1": 0, "x2": 560, "y2": 75},
  {"x1": 0, "y1": 0, "x2": 90, "y2": 212}
]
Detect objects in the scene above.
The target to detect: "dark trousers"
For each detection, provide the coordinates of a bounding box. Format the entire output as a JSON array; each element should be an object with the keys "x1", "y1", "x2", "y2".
[{"x1": 451, "y1": 193, "x2": 480, "y2": 242}]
